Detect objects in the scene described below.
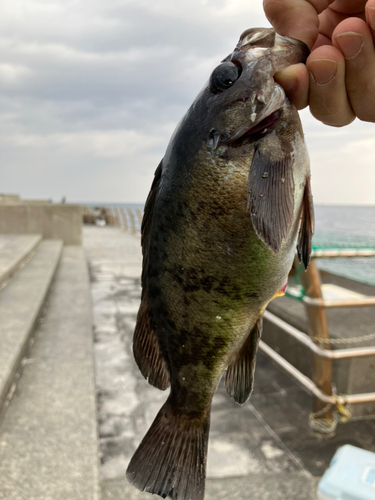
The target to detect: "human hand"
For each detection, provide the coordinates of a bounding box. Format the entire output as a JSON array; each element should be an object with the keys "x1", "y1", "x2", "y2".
[{"x1": 263, "y1": 0, "x2": 375, "y2": 126}]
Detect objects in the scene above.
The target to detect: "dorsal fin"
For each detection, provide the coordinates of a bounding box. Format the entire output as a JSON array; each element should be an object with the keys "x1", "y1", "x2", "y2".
[
  {"x1": 297, "y1": 176, "x2": 315, "y2": 269},
  {"x1": 133, "y1": 161, "x2": 170, "y2": 390}
]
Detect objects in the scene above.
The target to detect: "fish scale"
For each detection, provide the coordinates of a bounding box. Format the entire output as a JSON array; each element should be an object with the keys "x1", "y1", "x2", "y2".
[{"x1": 127, "y1": 27, "x2": 314, "y2": 500}]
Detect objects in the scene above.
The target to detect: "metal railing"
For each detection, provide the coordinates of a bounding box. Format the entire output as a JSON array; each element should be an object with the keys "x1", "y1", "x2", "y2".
[
  {"x1": 261, "y1": 253, "x2": 375, "y2": 431},
  {"x1": 83, "y1": 208, "x2": 375, "y2": 429},
  {"x1": 81, "y1": 205, "x2": 143, "y2": 234}
]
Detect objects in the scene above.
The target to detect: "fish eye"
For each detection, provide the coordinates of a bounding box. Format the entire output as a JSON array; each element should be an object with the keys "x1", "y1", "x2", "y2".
[{"x1": 209, "y1": 62, "x2": 241, "y2": 93}]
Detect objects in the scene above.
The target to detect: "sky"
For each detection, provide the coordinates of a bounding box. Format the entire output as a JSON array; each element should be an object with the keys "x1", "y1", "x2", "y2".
[{"x1": 1, "y1": 0, "x2": 375, "y2": 205}]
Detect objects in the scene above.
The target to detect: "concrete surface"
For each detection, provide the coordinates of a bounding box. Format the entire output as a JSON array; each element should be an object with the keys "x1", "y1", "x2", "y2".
[
  {"x1": 101, "y1": 473, "x2": 320, "y2": 500},
  {"x1": 0, "y1": 246, "x2": 99, "y2": 500},
  {"x1": 0, "y1": 204, "x2": 82, "y2": 245},
  {"x1": 0, "y1": 240, "x2": 63, "y2": 411},
  {"x1": 0, "y1": 194, "x2": 50, "y2": 205},
  {"x1": 0, "y1": 234, "x2": 42, "y2": 287},
  {"x1": 0, "y1": 194, "x2": 20, "y2": 204},
  {"x1": 83, "y1": 226, "x2": 375, "y2": 500}
]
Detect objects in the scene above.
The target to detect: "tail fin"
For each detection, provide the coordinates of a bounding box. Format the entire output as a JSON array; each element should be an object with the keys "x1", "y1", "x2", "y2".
[{"x1": 126, "y1": 398, "x2": 210, "y2": 500}]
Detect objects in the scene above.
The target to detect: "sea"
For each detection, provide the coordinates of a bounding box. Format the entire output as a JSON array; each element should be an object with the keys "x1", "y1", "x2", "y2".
[
  {"x1": 313, "y1": 205, "x2": 375, "y2": 287},
  {"x1": 86, "y1": 202, "x2": 375, "y2": 287}
]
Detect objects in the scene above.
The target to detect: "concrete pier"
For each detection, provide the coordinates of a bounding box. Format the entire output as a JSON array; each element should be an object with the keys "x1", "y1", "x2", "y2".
[
  {"x1": 0, "y1": 245, "x2": 99, "y2": 500},
  {"x1": 0, "y1": 224, "x2": 374, "y2": 499},
  {"x1": 83, "y1": 226, "x2": 375, "y2": 500}
]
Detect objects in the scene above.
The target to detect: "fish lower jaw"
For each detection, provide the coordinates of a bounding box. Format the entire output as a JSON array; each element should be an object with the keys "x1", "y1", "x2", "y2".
[
  {"x1": 242, "y1": 107, "x2": 283, "y2": 137},
  {"x1": 226, "y1": 108, "x2": 283, "y2": 146},
  {"x1": 225, "y1": 84, "x2": 286, "y2": 144}
]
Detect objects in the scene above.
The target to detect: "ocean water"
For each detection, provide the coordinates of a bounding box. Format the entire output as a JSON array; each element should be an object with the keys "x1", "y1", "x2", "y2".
[
  {"x1": 315, "y1": 206, "x2": 375, "y2": 239},
  {"x1": 89, "y1": 202, "x2": 375, "y2": 287},
  {"x1": 313, "y1": 205, "x2": 375, "y2": 286}
]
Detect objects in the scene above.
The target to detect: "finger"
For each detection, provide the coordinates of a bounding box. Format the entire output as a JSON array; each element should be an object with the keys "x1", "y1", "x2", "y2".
[
  {"x1": 274, "y1": 63, "x2": 309, "y2": 109},
  {"x1": 329, "y1": 0, "x2": 367, "y2": 15},
  {"x1": 317, "y1": 3, "x2": 366, "y2": 41},
  {"x1": 263, "y1": 0, "x2": 336, "y2": 49},
  {"x1": 365, "y1": 0, "x2": 375, "y2": 44},
  {"x1": 306, "y1": 45, "x2": 355, "y2": 126},
  {"x1": 312, "y1": 33, "x2": 333, "y2": 49},
  {"x1": 333, "y1": 17, "x2": 375, "y2": 121}
]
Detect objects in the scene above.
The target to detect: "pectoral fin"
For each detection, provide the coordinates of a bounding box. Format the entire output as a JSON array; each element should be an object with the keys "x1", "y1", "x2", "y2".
[
  {"x1": 133, "y1": 161, "x2": 170, "y2": 390},
  {"x1": 297, "y1": 176, "x2": 315, "y2": 269},
  {"x1": 225, "y1": 317, "x2": 263, "y2": 405},
  {"x1": 247, "y1": 147, "x2": 295, "y2": 253}
]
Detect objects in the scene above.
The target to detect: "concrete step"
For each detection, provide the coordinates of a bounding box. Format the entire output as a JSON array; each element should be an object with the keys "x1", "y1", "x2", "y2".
[
  {"x1": 0, "y1": 234, "x2": 42, "y2": 289},
  {"x1": 0, "y1": 246, "x2": 99, "y2": 500},
  {"x1": 0, "y1": 239, "x2": 63, "y2": 411}
]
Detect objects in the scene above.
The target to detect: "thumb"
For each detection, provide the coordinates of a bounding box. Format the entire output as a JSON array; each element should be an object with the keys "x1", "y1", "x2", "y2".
[{"x1": 263, "y1": 0, "x2": 333, "y2": 49}]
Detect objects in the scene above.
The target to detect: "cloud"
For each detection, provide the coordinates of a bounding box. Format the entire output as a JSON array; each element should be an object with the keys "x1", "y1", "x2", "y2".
[
  {"x1": 0, "y1": 62, "x2": 33, "y2": 84},
  {"x1": 0, "y1": 0, "x2": 374, "y2": 204},
  {"x1": 0, "y1": 128, "x2": 167, "y2": 202},
  {"x1": 298, "y1": 109, "x2": 375, "y2": 205}
]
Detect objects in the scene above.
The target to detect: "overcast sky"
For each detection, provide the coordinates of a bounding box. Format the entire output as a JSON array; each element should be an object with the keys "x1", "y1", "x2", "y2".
[{"x1": 1, "y1": 0, "x2": 374, "y2": 205}]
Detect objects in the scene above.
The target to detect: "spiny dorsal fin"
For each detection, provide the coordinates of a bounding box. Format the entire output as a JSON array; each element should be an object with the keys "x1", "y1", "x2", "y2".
[
  {"x1": 297, "y1": 176, "x2": 315, "y2": 269},
  {"x1": 225, "y1": 317, "x2": 263, "y2": 405},
  {"x1": 247, "y1": 147, "x2": 295, "y2": 253},
  {"x1": 133, "y1": 161, "x2": 170, "y2": 390},
  {"x1": 140, "y1": 161, "x2": 162, "y2": 285}
]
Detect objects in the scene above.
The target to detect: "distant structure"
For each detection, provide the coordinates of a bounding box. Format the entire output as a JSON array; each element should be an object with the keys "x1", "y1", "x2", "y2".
[
  {"x1": 0, "y1": 193, "x2": 81, "y2": 245},
  {"x1": 0, "y1": 193, "x2": 51, "y2": 205},
  {"x1": 0, "y1": 194, "x2": 21, "y2": 204}
]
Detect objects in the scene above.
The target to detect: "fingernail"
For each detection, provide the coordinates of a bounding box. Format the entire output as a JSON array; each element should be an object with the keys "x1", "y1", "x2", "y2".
[
  {"x1": 274, "y1": 71, "x2": 298, "y2": 93},
  {"x1": 309, "y1": 59, "x2": 337, "y2": 85},
  {"x1": 366, "y1": 6, "x2": 375, "y2": 31},
  {"x1": 334, "y1": 32, "x2": 364, "y2": 59}
]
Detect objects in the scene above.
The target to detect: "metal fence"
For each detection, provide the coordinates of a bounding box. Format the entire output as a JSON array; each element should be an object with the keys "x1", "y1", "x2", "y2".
[
  {"x1": 260, "y1": 255, "x2": 375, "y2": 433},
  {"x1": 81, "y1": 205, "x2": 142, "y2": 233},
  {"x1": 81, "y1": 207, "x2": 375, "y2": 431}
]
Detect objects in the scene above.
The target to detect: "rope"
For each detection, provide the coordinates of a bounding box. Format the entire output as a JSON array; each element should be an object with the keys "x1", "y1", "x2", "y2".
[
  {"x1": 309, "y1": 395, "x2": 351, "y2": 434},
  {"x1": 309, "y1": 405, "x2": 338, "y2": 434}
]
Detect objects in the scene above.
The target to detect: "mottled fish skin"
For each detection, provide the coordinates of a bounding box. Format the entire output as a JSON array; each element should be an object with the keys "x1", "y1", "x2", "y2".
[{"x1": 127, "y1": 28, "x2": 314, "y2": 500}]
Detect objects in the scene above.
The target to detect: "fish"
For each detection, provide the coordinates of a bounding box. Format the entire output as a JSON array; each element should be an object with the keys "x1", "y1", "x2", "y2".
[{"x1": 126, "y1": 27, "x2": 314, "y2": 500}]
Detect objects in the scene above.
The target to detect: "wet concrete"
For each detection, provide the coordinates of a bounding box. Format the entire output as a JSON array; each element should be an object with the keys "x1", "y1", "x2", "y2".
[{"x1": 83, "y1": 226, "x2": 375, "y2": 498}]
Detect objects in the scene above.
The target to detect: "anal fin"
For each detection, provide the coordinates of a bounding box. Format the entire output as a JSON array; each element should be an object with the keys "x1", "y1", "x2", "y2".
[
  {"x1": 133, "y1": 297, "x2": 170, "y2": 390},
  {"x1": 225, "y1": 317, "x2": 262, "y2": 405}
]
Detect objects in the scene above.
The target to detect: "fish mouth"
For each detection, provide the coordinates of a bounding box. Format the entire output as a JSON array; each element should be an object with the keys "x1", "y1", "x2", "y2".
[
  {"x1": 222, "y1": 84, "x2": 285, "y2": 145},
  {"x1": 238, "y1": 108, "x2": 282, "y2": 138}
]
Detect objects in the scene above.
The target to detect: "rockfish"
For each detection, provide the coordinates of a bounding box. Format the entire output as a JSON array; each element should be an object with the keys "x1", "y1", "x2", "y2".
[{"x1": 127, "y1": 28, "x2": 314, "y2": 500}]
